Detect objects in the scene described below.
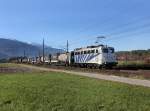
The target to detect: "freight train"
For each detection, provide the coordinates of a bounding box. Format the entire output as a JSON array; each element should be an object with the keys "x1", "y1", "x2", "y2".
[{"x1": 11, "y1": 44, "x2": 117, "y2": 68}]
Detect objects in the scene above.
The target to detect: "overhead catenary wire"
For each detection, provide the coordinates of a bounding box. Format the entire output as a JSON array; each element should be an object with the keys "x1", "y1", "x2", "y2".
[
  {"x1": 71, "y1": 17, "x2": 150, "y2": 44},
  {"x1": 67, "y1": 16, "x2": 150, "y2": 49},
  {"x1": 53, "y1": 11, "x2": 134, "y2": 48},
  {"x1": 50, "y1": 14, "x2": 150, "y2": 51}
]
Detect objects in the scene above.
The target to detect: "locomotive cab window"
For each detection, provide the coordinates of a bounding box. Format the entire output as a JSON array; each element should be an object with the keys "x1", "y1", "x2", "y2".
[
  {"x1": 91, "y1": 50, "x2": 95, "y2": 53},
  {"x1": 110, "y1": 48, "x2": 114, "y2": 53},
  {"x1": 96, "y1": 49, "x2": 98, "y2": 53},
  {"x1": 102, "y1": 48, "x2": 108, "y2": 53},
  {"x1": 75, "y1": 52, "x2": 80, "y2": 55}
]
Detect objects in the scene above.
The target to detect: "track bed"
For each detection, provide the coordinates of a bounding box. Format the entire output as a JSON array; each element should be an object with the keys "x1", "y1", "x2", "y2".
[{"x1": 32, "y1": 63, "x2": 150, "y2": 80}]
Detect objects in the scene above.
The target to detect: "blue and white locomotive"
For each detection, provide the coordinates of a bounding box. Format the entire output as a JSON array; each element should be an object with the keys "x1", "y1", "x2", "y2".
[{"x1": 70, "y1": 45, "x2": 117, "y2": 68}]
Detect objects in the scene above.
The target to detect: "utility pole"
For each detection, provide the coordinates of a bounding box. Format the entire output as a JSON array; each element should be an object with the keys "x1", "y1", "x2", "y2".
[
  {"x1": 24, "y1": 50, "x2": 26, "y2": 57},
  {"x1": 38, "y1": 50, "x2": 41, "y2": 62},
  {"x1": 67, "y1": 40, "x2": 69, "y2": 53},
  {"x1": 38, "y1": 50, "x2": 41, "y2": 58},
  {"x1": 66, "y1": 40, "x2": 69, "y2": 66},
  {"x1": 42, "y1": 38, "x2": 45, "y2": 63}
]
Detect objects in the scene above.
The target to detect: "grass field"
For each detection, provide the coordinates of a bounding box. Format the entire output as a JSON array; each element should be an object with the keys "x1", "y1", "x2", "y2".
[
  {"x1": 0, "y1": 63, "x2": 21, "y2": 68},
  {"x1": 0, "y1": 71, "x2": 150, "y2": 111},
  {"x1": 118, "y1": 61, "x2": 146, "y2": 66}
]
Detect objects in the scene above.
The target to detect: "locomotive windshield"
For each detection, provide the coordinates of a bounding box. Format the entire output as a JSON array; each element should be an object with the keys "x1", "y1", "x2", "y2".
[
  {"x1": 102, "y1": 47, "x2": 115, "y2": 53},
  {"x1": 102, "y1": 48, "x2": 108, "y2": 53},
  {"x1": 109, "y1": 48, "x2": 115, "y2": 53}
]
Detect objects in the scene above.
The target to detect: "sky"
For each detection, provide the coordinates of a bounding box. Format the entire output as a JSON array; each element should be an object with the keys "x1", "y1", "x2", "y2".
[{"x1": 0, "y1": 0, "x2": 150, "y2": 51}]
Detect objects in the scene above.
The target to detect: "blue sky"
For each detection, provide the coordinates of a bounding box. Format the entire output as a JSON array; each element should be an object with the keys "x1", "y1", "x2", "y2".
[{"x1": 0, "y1": 0, "x2": 150, "y2": 51}]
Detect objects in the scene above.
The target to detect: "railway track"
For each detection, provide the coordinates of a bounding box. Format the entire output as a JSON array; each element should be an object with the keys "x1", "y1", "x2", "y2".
[{"x1": 30, "y1": 63, "x2": 150, "y2": 80}]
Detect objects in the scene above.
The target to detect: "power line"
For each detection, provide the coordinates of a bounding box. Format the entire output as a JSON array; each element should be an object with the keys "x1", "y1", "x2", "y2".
[
  {"x1": 53, "y1": 12, "x2": 130, "y2": 47},
  {"x1": 106, "y1": 20, "x2": 150, "y2": 39},
  {"x1": 68, "y1": 18, "x2": 150, "y2": 48},
  {"x1": 51, "y1": 15, "x2": 150, "y2": 50},
  {"x1": 106, "y1": 27, "x2": 150, "y2": 42},
  {"x1": 69, "y1": 16, "x2": 149, "y2": 42}
]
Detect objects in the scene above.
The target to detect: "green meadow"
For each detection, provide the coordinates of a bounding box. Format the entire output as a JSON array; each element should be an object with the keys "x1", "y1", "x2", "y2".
[{"x1": 0, "y1": 71, "x2": 150, "y2": 111}]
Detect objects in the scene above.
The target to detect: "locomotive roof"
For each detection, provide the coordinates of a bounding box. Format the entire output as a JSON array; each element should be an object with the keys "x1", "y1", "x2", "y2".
[{"x1": 75, "y1": 45, "x2": 109, "y2": 51}]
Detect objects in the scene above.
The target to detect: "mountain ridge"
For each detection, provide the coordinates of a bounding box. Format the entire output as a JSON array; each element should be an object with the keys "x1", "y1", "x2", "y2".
[{"x1": 0, "y1": 38, "x2": 64, "y2": 59}]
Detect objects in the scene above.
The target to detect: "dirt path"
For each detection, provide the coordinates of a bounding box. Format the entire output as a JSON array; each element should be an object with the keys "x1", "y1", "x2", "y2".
[{"x1": 20, "y1": 64, "x2": 150, "y2": 88}]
